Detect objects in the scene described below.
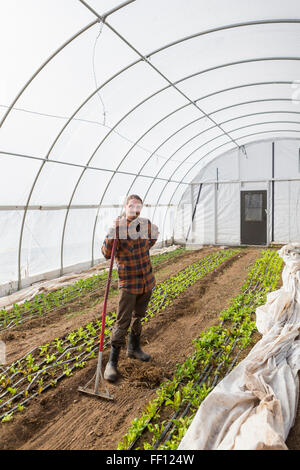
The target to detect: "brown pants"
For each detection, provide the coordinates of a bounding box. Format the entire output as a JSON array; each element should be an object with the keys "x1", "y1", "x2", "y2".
[{"x1": 110, "y1": 288, "x2": 153, "y2": 348}]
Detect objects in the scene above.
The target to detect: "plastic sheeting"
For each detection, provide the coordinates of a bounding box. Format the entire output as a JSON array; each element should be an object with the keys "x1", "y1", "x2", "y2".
[
  {"x1": 174, "y1": 139, "x2": 300, "y2": 246},
  {"x1": 178, "y1": 243, "x2": 300, "y2": 450},
  {"x1": 0, "y1": 244, "x2": 178, "y2": 312},
  {"x1": 2, "y1": 1, "x2": 300, "y2": 292}
]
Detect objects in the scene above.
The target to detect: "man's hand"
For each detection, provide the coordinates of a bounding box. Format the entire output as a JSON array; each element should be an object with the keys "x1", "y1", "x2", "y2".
[
  {"x1": 101, "y1": 217, "x2": 122, "y2": 259},
  {"x1": 107, "y1": 216, "x2": 121, "y2": 238}
]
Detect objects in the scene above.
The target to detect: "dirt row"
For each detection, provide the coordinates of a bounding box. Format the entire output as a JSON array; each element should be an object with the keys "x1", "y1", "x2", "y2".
[{"x1": 0, "y1": 246, "x2": 299, "y2": 450}]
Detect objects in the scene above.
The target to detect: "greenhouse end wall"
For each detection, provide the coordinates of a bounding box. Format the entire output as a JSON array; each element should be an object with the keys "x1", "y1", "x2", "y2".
[{"x1": 174, "y1": 139, "x2": 300, "y2": 246}]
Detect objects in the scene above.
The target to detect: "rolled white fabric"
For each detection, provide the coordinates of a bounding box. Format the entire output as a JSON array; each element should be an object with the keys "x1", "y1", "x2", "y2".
[{"x1": 178, "y1": 244, "x2": 300, "y2": 450}]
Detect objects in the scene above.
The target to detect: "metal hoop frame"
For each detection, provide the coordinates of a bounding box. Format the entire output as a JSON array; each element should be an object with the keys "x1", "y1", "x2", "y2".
[{"x1": 3, "y1": 8, "x2": 300, "y2": 286}]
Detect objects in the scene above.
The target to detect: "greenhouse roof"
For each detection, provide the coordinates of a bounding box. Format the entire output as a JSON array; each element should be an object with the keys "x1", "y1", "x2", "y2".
[{"x1": 1, "y1": 0, "x2": 300, "y2": 290}]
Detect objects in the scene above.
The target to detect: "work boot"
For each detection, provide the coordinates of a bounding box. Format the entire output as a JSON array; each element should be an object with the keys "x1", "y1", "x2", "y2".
[
  {"x1": 104, "y1": 344, "x2": 121, "y2": 382},
  {"x1": 127, "y1": 333, "x2": 151, "y2": 362}
]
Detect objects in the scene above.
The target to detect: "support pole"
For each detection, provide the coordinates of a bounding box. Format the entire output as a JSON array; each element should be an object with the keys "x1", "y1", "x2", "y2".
[
  {"x1": 190, "y1": 184, "x2": 194, "y2": 243},
  {"x1": 267, "y1": 179, "x2": 271, "y2": 245},
  {"x1": 214, "y1": 182, "x2": 218, "y2": 245},
  {"x1": 271, "y1": 142, "x2": 275, "y2": 242},
  {"x1": 185, "y1": 183, "x2": 203, "y2": 244}
]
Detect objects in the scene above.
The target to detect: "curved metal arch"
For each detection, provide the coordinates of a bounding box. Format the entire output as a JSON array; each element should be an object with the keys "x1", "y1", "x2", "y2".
[
  {"x1": 1, "y1": 0, "x2": 137, "y2": 128},
  {"x1": 140, "y1": 117, "x2": 300, "y2": 209},
  {"x1": 60, "y1": 59, "x2": 300, "y2": 210},
  {"x1": 58, "y1": 91, "x2": 169, "y2": 274},
  {"x1": 150, "y1": 120, "x2": 300, "y2": 225},
  {"x1": 23, "y1": 56, "x2": 300, "y2": 275},
  {"x1": 80, "y1": 83, "x2": 291, "y2": 265},
  {"x1": 166, "y1": 129, "x2": 300, "y2": 232},
  {"x1": 17, "y1": 59, "x2": 146, "y2": 285},
  {"x1": 143, "y1": 19, "x2": 300, "y2": 59},
  {"x1": 161, "y1": 129, "x2": 300, "y2": 241},
  {"x1": 182, "y1": 129, "x2": 300, "y2": 186},
  {"x1": 91, "y1": 97, "x2": 300, "y2": 264},
  {"x1": 5, "y1": 16, "x2": 300, "y2": 133},
  {"x1": 0, "y1": 18, "x2": 99, "y2": 128},
  {"x1": 83, "y1": 2, "x2": 300, "y2": 148},
  {"x1": 65, "y1": 56, "x2": 300, "y2": 181},
  {"x1": 3, "y1": 16, "x2": 292, "y2": 127},
  {"x1": 21, "y1": 35, "x2": 300, "y2": 173},
  {"x1": 12, "y1": 27, "x2": 296, "y2": 280},
  {"x1": 63, "y1": 15, "x2": 300, "y2": 251},
  {"x1": 89, "y1": 80, "x2": 300, "y2": 265},
  {"x1": 127, "y1": 97, "x2": 300, "y2": 217},
  {"x1": 12, "y1": 17, "x2": 300, "y2": 282},
  {"x1": 63, "y1": 74, "x2": 300, "y2": 269},
  {"x1": 127, "y1": 105, "x2": 299, "y2": 200},
  {"x1": 85, "y1": 60, "x2": 299, "y2": 206},
  {"x1": 116, "y1": 81, "x2": 295, "y2": 196},
  {"x1": 19, "y1": 51, "x2": 300, "y2": 276}
]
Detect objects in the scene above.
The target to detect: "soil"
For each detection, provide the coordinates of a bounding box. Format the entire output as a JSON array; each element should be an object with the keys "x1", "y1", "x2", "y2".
[{"x1": 0, "y1": 246, "x2": 298, "y2": 450}]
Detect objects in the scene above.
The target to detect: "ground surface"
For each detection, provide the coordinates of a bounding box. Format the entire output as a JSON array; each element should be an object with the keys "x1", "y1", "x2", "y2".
[{"x1": 0, "y1": 246, "x2": 299, "y2": 450}]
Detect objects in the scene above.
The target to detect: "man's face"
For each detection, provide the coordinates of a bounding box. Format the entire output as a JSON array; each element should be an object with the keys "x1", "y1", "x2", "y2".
[{"x1": 125, "y1": 199, "x2": 143, "y2": 219}]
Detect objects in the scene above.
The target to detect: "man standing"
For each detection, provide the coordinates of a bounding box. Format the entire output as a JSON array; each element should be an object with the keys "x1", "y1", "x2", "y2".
[{"x1": 101, "y1": 194, "x2": 159, "y2": 382}]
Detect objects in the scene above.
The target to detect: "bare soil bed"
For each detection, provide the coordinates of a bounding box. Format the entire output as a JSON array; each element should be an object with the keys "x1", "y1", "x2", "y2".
[{"x1": 0, "y1": 246, "x2": 298, "y2": 451}]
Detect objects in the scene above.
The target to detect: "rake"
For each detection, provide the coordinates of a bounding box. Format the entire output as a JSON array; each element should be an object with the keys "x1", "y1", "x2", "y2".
[{"x1": 78, "y1": 237, "x2": 118, "y2": 400}]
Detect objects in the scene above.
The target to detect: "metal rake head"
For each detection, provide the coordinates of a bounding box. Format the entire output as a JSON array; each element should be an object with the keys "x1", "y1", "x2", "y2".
[{"x1": 78, "y1": 370, "x2": 114, "y2": 401}]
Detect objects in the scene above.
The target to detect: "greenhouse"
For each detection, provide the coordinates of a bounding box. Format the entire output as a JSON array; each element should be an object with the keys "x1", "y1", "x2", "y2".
[{"x1": 0, "y1": 0, "x2": 300, "y2": 453}]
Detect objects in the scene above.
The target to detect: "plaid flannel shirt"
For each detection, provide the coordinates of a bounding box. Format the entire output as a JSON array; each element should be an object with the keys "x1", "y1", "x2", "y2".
[{"x1": 101, "y1": 215, "x2": 159, "y2": 294}]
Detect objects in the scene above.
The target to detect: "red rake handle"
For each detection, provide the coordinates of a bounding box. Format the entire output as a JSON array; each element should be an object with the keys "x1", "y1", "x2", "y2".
[{"x1": 99, "y1": 237, "x2": 118, "y2": 353}]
